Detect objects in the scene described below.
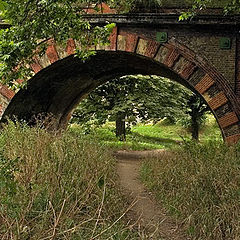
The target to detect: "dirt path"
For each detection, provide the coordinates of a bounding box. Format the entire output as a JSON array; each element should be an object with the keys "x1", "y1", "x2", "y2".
[{"x1": 114, "y1": 150, "x2": 189, "y2": 240}]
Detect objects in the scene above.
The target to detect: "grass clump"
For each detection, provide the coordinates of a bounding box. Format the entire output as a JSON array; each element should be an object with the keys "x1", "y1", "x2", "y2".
[
  {"x1": 140, "y1": 141, "x2": 240, "y2": 239},
  {"x1": 0, "y1": 121, "x2": 138, "y2": 239},
  {"x1": 70, "y1": 116, "x2": 222, "y2": 151}
]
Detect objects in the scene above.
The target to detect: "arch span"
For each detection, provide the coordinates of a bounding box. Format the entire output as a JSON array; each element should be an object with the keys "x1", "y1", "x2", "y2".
[{"x1": 1, "y1": 29, "x2": 240, "y2": 143}]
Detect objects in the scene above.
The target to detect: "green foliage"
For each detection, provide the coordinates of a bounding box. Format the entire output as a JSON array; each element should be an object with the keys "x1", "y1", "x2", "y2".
[
  {"x1": 70, "y1": 116, "x2": 222, "y2": 151},
  {"x1": 1, "y1": 0, "x2": 238, "y2": 87},
  {"x1": 141, "y1": 141, "x2": 240, "y2": 239},
  {"x1": 0, "y1": 0, "x2": 116, "y2": 88},
  {"x1": 0, "y1": 121, "x2": 138, "y2": 239},
  {"x1": 179, "y1": 0, "x2": 240, "y2": 20},
  {"x1": 72, "y1": 75, "x2": 191, "y2": 133}
]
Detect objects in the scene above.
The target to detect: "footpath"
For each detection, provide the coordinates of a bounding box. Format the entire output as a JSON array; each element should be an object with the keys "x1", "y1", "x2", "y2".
[{"x1": 114, "y1": 150, "x2": 189, "y2": 240}]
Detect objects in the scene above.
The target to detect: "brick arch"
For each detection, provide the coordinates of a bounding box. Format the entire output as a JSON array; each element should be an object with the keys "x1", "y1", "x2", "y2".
[{"x1": 1, "y1": 28, "x2": 240, "y2": 144}]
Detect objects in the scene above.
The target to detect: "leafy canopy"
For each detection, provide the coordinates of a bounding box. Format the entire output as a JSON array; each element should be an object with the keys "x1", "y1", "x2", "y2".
[
  {"x1": 72, "y1": 75, "x2": 192, "y2": 131},
  {"x1": 0, "y1": 0, "x2": 238, "y2": 88},
  {"x1": 0, "y1": 0, "x2": 115, "y2": 88}
]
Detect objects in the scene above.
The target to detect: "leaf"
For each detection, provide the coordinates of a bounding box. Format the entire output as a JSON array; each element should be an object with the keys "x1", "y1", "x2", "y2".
[{"x1": 0, "y1": 0, "x2": 7, "y2": 11}]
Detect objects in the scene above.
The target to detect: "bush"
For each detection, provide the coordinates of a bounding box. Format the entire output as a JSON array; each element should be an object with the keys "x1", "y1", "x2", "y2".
[
  {"x1": 141, "y1": 141, "x2": 240, "y2": 239},
  {"x1": 0, "y1": 121, "x2": 137, "y2": 239}
]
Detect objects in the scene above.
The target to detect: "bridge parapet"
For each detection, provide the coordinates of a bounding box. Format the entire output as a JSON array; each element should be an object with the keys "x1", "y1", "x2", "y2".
[{"x1": 83, "y1": 13, "x2": 240, "y2": 28}]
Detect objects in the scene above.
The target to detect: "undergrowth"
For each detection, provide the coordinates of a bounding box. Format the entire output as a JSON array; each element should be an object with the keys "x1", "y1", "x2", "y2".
[
  {"x1": 140, "y1": 141, "x2": 240, "y2": 239},
  {"x1": 0, "y1": 121, "x2": 138, "y2": 239}
]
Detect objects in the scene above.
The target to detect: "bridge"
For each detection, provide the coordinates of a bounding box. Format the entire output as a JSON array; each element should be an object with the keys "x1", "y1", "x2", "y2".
[{"x1": 0, "y1": 10, "x2": 240, "y2": 143}]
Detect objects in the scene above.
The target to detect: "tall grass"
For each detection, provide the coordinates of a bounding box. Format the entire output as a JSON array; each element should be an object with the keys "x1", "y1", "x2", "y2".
[
  {"x1": 141, "y1": 141, "x2": 240, "y2": 239},
  {"x1": 0, "y1": 121, "x2": 138, "y2": 239}
]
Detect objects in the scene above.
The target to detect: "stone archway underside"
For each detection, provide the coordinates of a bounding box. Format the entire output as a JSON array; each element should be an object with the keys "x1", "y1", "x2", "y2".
[{"x1": 1, "y1": 29, "x2": 240, "y2": 144}]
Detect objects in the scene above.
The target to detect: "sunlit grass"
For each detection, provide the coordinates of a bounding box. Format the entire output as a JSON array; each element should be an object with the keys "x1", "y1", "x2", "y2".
[{"x1": 70, "y1": 114, "x2": 222, "y2": 150}]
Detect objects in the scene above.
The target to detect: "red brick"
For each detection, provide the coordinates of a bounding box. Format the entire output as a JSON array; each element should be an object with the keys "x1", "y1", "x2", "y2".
[
  {"x1": 16, "y1": 79, "x2": 24, "y2": 84},
  {"x1": 163, "y1": 48, "x2": 179, "y2": 68},
  {"x1": 180, "y1": 62, "x2": 196, "y2": 79},
  {"x1": 66, "y1": 39, "x2": 76, "y2": 55},
  {"x1": 225, "y1": 134, "x2": 240, "y2": 144},
  {"x1": 145, "y1": 40, "x2": 160, "y2": 58},
  {"x1": 0, "y1": 84, "x2": 15, "y2": 100},
  {"x1": 46, "y1": 43, "x2": 59, "y2": 64},
  {"x1": 84, "y1": 3, "x2": 116, "y2": 14},
  {"x1": 30, "y1": 57, "x2": 42, "y2": 73},
  {"x1": 195, "y1": 74, "x2": 215, "y2": 94},
  {"x1": 109, "y1": 27, "x2": 118, "y2": 51},
  {"x1": 125, "y1": 33, "x2": 138, "y2": 53},
  {"x1": 207, "y1": 92, "x2": 228, "y2": 110},
  {"x1": 219, "y1": 112, "x2": 239, "y2": 128}
]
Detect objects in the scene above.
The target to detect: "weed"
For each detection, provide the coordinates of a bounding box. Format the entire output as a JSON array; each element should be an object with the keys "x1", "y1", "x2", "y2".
[
  {"x1": 0, "y1": 121, "x2": 138, "y2": 239},
  {"x1": 141, "y1": 141, "x2": 240, "y2": 239}
]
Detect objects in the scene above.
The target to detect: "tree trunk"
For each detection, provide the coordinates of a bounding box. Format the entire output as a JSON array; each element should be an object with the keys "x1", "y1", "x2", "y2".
[
  {"x1": 191, "y1": 115, "x2": 199, "y2": 141},
  {"x1": 116, "y1": 113, "x2": 126, "y2": 141}
]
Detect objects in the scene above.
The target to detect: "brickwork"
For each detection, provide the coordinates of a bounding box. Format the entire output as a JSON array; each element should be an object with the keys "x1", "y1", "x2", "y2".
[
  {"x1": 46, "y1": 41, "x2": 59, "y2": 64},
  {"x1": 30, "y1": 57, "x2": 42, "y2": 74},
  {"x1": 119, "y1": 27, "x2": 237, "y2": 89},
  {"x1": 207, "y1": 92, "x2": 228, "y2": 110},
  {"x1": 195, "y1": 74, "x2": 215, "y2": 94},
  {"x1": 0, "y1": 84, "x2": 14, "y2": 118},
  {"x1": 125, "y1": 33, "x2": 139, "y2": 53},
  {"x1": 66, "y1": 39, "x2": 76, "y2": 55},
  {"x1": 177, "y1": 35, "x2": 236, "y2": 89},
  {"x1": 109, "y1": 27, "x2": 118, "y2": 51},
  {"x1": 236, "y1": 38, "x2": 240, "y2": 99},
  {"x1": 218, "y1": 112, "x2": 239, "y2": 129},
  {"x1": 1, "y1": 14, "x2": 240, "y2": 143}
]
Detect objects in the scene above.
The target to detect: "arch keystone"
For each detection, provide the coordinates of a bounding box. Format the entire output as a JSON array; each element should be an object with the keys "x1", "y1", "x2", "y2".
[{"x1": 1, "y1": 30, "x2": 240, "y2": 144}]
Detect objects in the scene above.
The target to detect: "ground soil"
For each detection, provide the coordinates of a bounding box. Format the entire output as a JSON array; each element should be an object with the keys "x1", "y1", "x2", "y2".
[{"x1": 114, "y1": 150, "x2": 190, "y2": 240}]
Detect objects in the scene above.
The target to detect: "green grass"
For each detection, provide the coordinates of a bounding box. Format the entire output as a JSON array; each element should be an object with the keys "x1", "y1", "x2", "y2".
[
  {"x1": 140, "y1": 142, "x2": 240, "y2": 239},
  {"x1": 71, "y1": 115, "x2": 222, "y2": 151},
  {"x1": 0, "y1": 121, "x2": 139, "y2": 239}
]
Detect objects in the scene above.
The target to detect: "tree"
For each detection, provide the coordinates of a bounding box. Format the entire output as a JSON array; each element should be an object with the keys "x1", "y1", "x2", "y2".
[
  {"x1": 0, "y1": 0, "x2": 238, "y2": 88},
  {"x1": 183, "y1": 94, "x2": 210, "y2": 141},
  {"x1": 72, "y1": 75, "x2": 191, "y2": 141},
  {"x1": 179, "y1": 0, "x2": 240, "y2": 20},
  {"x1": 0, "y1": 0, "x2": 116, "y2": 88},
  {"x1": 72, "y1": 75, "x2": 213, "y2": 141}
]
